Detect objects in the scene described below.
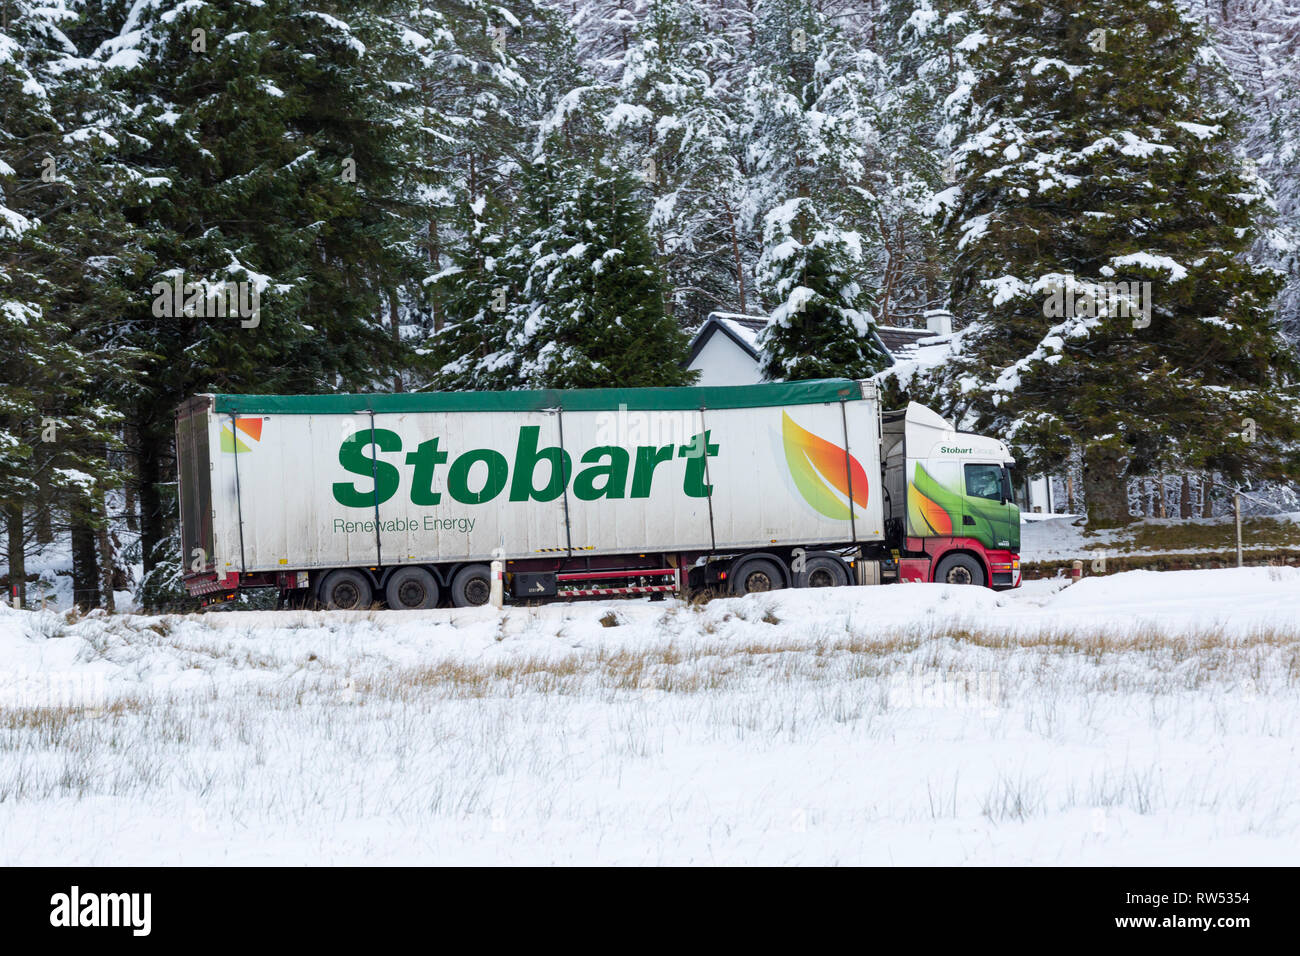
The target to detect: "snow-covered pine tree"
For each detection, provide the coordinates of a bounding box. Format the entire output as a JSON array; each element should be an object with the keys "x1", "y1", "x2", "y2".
[
  {"x1": 606, "y1": 0, "x2": 747, "y2": 324},
  {"x1": 742, "y1": 0, "x2": 889, "y2": 380},
  {"x1": 869, "y1": 0, "x2": 976, "y2": 326},
  {"x1": 498, "y1": 158, "x2": 696, "y2": 388},
  {"x1": 0, "y1": 1, "x2": 139, "y2": 607},
  {"x1": 1, "y1": 3, "x2": 66, "y2": 603},
  {"x1": 571, "y1": 0, "x2": 650, "y2": 79},
  {"x1": 89, "y1": 1, "x2": 429, "y2": 602},
  {"x1": 397, "y1": 0, "x2": 543, "y2": 337},
  {"x1": 425, "y1": 4, "x2": 597, "y2": 389},
  {"x1": 754, "y1": 197, "x2": 885, "y2": 380},
  {"x1": 38, "y1": 8, "x2": 157, "y2": 611},
  {"x1": 422, "y1": 189, "x2": 529, "y2": 390},
  {"x1": 1210, "y1": 0, "x2": 1300, "y2": 344},
  {"x1": 431, "y1": 4, "x2": 695, "y2": 391},
  {"x1": 927, "y1": 0, "x2": 1300, "y2": 526}
]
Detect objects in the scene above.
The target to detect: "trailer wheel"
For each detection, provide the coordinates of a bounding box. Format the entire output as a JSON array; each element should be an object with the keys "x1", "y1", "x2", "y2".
[
  {"x1": 450, "y1": 564, "x2": 492, "y2": 607},
  {"x1": 796, "y1": 553, "x2": 850, "y2": 588},
  {"x1": 934, "y1": 553, "x2": 985, "y2": 587},
  {"x1": 318, "y1": 569, "x2": 374, "y2": 610},
  {"x1": 384, "y1": 567, "x2": 439, "y2": 610},
  {"x1": 729, "y1": 557, "x2": 786, "y2": 595}
]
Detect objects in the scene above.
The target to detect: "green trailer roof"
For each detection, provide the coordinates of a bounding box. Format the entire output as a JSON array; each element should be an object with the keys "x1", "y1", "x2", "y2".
[{"x1": 209, "y1": 379, "x2": 865, "y2": 415}]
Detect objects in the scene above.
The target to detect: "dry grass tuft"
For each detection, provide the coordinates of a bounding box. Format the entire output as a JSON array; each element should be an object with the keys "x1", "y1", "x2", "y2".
[{"x1": 338, "y1": 620, "x2": 1300, "y2": 705}]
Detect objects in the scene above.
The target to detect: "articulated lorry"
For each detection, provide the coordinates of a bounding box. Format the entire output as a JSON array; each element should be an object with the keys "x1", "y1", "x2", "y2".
[{"x1": 176, "y1": 379, "x2": 1021, "y2": 609}]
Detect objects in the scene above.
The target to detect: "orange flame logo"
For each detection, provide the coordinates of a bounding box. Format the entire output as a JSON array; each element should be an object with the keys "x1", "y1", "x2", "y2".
[{"x1": 781, "y1": 412, "x2": 868, "y2": 519}]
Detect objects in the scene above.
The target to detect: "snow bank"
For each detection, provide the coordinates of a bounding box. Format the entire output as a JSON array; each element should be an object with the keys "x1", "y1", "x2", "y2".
[{"x1": 0, "y1": 568, "x2": 1296, "y2": 865}]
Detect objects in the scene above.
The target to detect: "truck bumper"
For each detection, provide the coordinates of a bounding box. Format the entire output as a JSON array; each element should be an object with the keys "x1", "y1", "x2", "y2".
[{"x1": 985, "y1": 550, "x2": 1022, "y2": 590}]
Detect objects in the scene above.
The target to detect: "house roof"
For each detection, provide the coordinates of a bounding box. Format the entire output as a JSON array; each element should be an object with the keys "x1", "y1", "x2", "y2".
[
  {"x1": 872, "y1": 326, "x2": 958, "y2": 388},
  {"x1": 874, "y1": 325, "x2": 936, "y2": 359},
  {"x1": 687, "y1": 313, "x2": 936, "y2": 370},
  {"x1": 707, "y1": 313, "x2": 768, "y2": 335},
  {"x1": 686, "y1": 313, "x2": 768, "y2": 366}
]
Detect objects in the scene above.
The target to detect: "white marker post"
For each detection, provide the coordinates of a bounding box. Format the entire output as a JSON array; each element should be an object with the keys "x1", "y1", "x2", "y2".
[{"x1": 490, "y1": 559, "x2": 504, "y2": 608}]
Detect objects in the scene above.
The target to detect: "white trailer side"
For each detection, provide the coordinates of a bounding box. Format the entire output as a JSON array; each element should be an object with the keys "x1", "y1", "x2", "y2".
[{"x1": 179, "y1": 380, "x2": 884, "y2": 578}]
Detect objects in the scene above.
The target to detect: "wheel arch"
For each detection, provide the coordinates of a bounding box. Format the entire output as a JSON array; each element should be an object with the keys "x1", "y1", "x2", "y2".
[{"x1": 378, "y1": 563, "x2": 447, "y2": 588}]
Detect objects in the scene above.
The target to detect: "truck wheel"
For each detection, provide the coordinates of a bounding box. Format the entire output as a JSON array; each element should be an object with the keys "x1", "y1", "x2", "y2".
[
  {"x1": 450, "y1": 564, "x2": 492, "y2": 607},
  {"x1": 934, "y1": 553, "x2": 985, "y2": 587},
  {"x1": 318, "y1": 569, "x2": 374, "y2": 610},
  {"x1": 385, "y1": 567, "x2": 439, "y2": 610},
  {"x1": 796, "y1": 554, "x2": 849, "y2": 588},
  {"x1": 729, "y1": 557, "x2": 786, "y2": 595}
]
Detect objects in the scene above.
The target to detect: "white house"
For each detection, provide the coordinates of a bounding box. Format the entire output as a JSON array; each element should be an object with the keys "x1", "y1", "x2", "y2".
[
  {"x1": 684, "y1": 313, "x2": 770, "y2": 387},
  {"x1": 685, "y1": 310, "x2": 1062, "y2": 514}
]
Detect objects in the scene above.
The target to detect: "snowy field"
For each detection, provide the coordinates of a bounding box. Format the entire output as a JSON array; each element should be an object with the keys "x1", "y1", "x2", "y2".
[
  {"x1": 1020, "y1": 512, "x2": 1300, "y2": 563},
  {"x1": 1, "y1": 567, "x2": 1298, "y2": 865}
]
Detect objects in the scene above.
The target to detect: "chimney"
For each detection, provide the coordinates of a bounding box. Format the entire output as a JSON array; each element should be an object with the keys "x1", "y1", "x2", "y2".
[{"x1": 924, "y1": 309, "x2": 953, "y2": 336}]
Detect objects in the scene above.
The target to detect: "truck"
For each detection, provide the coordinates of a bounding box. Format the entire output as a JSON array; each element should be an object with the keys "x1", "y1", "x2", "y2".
[{"x1": 175, "y1": 379, "x2": 1021, "y2": 609}]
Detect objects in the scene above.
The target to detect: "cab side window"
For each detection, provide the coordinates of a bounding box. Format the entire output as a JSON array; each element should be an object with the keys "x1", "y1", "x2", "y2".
[{"x1": 964, "y1": 463, "x2": 1003, "y2": 502}]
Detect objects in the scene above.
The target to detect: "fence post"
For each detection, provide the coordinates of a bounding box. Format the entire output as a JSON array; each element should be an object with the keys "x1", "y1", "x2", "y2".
[{"x1": 1234, "y1": 493, "x2": 1243, "y2": 568}]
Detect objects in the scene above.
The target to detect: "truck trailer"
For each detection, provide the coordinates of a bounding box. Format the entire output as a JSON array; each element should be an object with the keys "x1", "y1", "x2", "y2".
[{"x1": 176, "y1": 379, "x2": 1021, "y2": 609}]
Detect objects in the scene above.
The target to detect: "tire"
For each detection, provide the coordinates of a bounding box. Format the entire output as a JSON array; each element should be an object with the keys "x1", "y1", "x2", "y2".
[
  {"x1": 933, "y1": 553, "x2": 985, "y2": 587},
  {"x1": 318, "y1": 569, "x2": 374, "y2": 610},
  {"x1": 795, "y1": 553, "x2": 850, "y2": 588},
  {"x1": 450, "y1": 564, "x2": 492, "y2": 608},
  {"x1": 384, "y1": 566, "x2": 439, "y2": 610},
  {"x1": 728, "y1": 557, "x2": 787, "y2": 596}
]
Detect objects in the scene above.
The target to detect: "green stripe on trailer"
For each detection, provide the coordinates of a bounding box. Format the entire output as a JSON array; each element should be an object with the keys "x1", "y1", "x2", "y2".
[{"x1": 209, "y1": 379, "x2": 863, "y2": 415}]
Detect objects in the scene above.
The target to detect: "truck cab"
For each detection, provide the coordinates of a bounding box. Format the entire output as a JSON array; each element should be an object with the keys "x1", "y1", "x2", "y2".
[{"x1": 882, "y1": 403, "x2": 1021, "y2": 589}]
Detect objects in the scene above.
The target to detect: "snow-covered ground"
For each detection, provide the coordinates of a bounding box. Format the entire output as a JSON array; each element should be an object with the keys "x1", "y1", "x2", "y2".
[
  {"x1": 1020, "y1": 512, "x2": 1300, "y2": 563},
  {"x1": 1, "y1": 567, "x2": 1297, "y2": 865},
  {"x1": 9, "y1": 535, "x2": 138, "y2": 614}
]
